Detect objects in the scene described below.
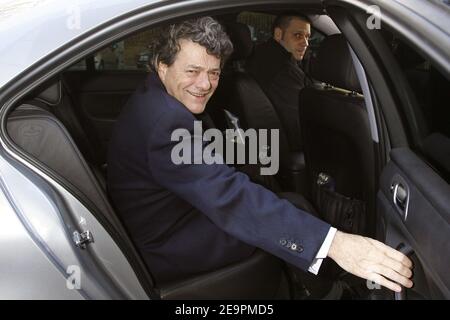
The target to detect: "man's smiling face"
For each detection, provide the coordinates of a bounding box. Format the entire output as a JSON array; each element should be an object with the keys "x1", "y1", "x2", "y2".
[{"x1": 157, "y1": 39, "x2": 221, "y2": 114}]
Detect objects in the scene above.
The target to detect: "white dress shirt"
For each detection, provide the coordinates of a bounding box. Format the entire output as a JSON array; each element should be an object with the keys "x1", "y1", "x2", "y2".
[{"x1": 308, "y1": 227, "x2": 337, "y2": 275}]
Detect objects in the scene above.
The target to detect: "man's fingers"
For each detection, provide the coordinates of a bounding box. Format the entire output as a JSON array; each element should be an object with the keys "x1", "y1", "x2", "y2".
[
  {"x1": 371, "y1": 239, "x2": 413, "y2": 268},
  {"x1": 367, "y1": 273, "x2": 402, "y2": 292},
  {"x1": 386, "y1": 249, "x2": 413, "y2": 268},
  {"x1": 381, "y1": 256, "x2": 413, "y2": 279},
  {"x1": 368, "y1": 264, "x2": 413, "y2": 289}
]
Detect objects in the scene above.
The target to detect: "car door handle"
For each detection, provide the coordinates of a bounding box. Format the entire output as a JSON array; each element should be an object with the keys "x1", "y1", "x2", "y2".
[
  {"x1": 394, "y1": 244, "x2": 414, "y2": 300},
  {"x1": 393, "y1": 183, "x2": 408, "y2": 209},
  {"x1": 390, "y1": 181, "x2": 409, "y2": 219}
]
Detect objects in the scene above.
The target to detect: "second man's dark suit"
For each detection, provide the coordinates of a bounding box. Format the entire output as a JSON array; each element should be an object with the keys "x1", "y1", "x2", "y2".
[
  {"x1": 247, "y1": 38, "x2": 311, "y2": 151},
  {"x1": 107, "y1": 73, "x2": 329, "y2": 285}
]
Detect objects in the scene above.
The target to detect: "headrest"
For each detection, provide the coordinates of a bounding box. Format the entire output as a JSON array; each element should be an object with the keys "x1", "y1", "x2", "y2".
[
  {"x1": 35, "y1": 81, "x2": 62, "y2": 106},
  {"x1": 310, "y1": 34, "x2": 361, "y2": 92},
  {"x1": 225, "y1": 22, "x2": 253, "y2": 60}
]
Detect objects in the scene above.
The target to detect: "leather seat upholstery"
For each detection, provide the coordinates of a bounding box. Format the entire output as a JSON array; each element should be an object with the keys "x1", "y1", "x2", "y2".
[
  {"x1": 25, "y1": 80, "x2": 107, "y2": 188},
  {"x1": 299, "y1": 34, "x2": 376, "y2": 235},
  {"x1": 208, "y1": 22, "x2": 307, "y2": 192}
]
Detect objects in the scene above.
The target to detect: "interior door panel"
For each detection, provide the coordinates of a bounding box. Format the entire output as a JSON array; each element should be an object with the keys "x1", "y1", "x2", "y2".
[{"x1": 377, "y1": 147, "x2": 450, "y2": 299}]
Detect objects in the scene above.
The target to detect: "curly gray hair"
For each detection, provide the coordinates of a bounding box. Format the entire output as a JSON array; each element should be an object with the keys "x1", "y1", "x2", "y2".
[{"x1": 149, "y1": 16, "x2": 233, "y2": 72}]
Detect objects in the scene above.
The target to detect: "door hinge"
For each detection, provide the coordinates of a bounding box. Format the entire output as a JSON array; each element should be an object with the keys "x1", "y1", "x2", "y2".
[{"x1": 73, "y1": 230, "x2": 94, "y2": 249}]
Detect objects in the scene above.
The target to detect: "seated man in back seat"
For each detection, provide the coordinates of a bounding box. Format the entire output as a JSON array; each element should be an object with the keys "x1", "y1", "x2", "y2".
[
  {"x1": 247, "y1": 12, "x2": 312, "y2": 152},
  {"x1": 107, "y1": 16, "x2": 413, "y2": 294}
]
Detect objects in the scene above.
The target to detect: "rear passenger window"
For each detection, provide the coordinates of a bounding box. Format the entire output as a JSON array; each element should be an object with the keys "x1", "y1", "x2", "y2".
[
  {"x1": 308, "y1": 27, "x2": 325, "y2": 49},
  {"x1": 237, "y1": 12, "x2": 275, "y2": 44},
  {"x1": 383, "y1": 32, "x2": 450, "y2": 182},
  {"x1": 67, "y1": 59, "x2": 87, "y2": 71},
  {"x1": 93, "y1": 28, "x2": 162, "y2": 71}
]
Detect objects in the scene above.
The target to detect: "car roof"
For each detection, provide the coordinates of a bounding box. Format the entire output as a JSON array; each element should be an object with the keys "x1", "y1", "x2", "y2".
[{"x1": 0, "y1": 0, "x2": 160, "y2": 88}]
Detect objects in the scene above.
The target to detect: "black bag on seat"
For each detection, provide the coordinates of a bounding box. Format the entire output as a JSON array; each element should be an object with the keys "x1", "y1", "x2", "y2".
[{"x1": 313, "y1": 172, "x2": 367, "y2": 235}]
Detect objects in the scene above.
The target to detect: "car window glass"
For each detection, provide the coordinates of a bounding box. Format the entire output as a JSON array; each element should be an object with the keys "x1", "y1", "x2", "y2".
[
  {"x1": 382, "y1": 31, "x2": 450, "y2": 182},
  {"x1": 237, "y1": 12, "x2": 275, "y2": 44},
  {"x1": 67, "y1": 59, "x2": 87, "y2": 71},
  {"x1": 94, "y1": 28, "x2": 162, "y2": 71}
]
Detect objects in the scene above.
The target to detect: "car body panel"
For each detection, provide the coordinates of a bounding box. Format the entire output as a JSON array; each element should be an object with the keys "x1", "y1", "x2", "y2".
[
  {"x1": 0, "y1": 154, "x2": 148, "y2": 299},
  {"x1": 0, "y1": 156, "x2": 83, "y2": 299},
  {"x1": 0, "y1": 167, "x2": 82, "y2": 298},
  {"x1": 0, "y1": 0, "x2": 163, "y2": 88}
]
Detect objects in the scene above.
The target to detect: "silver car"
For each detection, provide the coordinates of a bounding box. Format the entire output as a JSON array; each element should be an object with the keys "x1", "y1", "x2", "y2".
[{"x1": 0, "y1": 0, "x2": 449, "y2": 300}]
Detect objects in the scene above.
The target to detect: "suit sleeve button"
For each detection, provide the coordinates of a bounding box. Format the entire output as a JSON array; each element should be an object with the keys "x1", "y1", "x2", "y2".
[
  {"x1": 280, "y1": 239, "x2": 287, "y2": 246},
  {"x1": 291, "y1": 243, "x2": 304, "y2": 252}
]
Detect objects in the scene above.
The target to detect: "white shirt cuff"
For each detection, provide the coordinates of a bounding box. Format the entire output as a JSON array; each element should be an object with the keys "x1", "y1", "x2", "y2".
[{"x1": 308, "y1": 227, "x2": 337, "y2": 275}]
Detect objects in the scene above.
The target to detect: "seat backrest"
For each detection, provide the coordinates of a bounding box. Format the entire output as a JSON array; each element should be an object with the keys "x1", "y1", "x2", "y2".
[
  {"x1": 209, "y1": 22, "x2": 291, "y2": 170},
  {"x1": 7, "y1": 84, "x2": 156, "y2": 293},
  {"x1": 8, "y1": 103, "x2": 110, "y2": 213},
  {"x1": 24, "y1": 80, "x2": 107, "y2": 188},
  {"x1": 299, "y1": 34, "x2": 376, "y2": 234},
  {"x1": 34, "y1": 79, "x2": 102, "y2": 167}
]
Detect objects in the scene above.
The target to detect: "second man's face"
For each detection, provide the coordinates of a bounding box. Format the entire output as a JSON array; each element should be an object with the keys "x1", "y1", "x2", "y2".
[
  {"x1": 275, "y1": 18, "x2": 311, "y2": 61},
  {"x1": 158, "y1": 39, "x2": 221, "y2": 114}
]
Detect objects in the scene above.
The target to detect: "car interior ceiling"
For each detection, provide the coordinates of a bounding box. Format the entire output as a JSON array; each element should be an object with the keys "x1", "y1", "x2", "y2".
[{"x1": 4, "y1": 8, "x2": 403, "y2": 299}]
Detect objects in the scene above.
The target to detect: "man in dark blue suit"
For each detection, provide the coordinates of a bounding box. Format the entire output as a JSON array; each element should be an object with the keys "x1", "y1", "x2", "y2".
[{"x1": 107, "y1": 17, "x2": 413, "y2": 293}]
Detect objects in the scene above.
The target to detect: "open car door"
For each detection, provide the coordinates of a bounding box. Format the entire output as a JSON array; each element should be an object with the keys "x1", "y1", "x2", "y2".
[
  {"x1": 378, "y1": 147, "x2": 450, "y2": 299},
  {"x1": 327, "y1": 0, "x2": 450, "y2": 299}
]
